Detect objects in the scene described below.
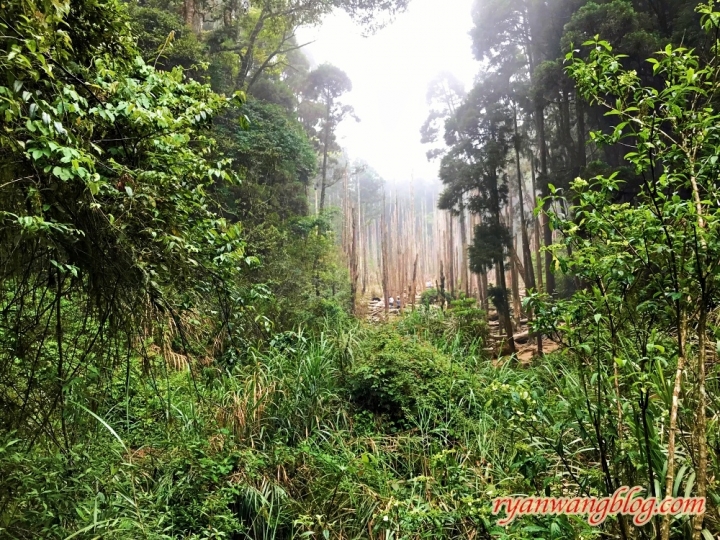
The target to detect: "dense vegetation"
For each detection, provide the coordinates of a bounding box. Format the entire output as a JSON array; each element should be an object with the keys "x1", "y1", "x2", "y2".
[
  {"x1": 426, "y1": 0, "x2": 720, "y2": 538},
  {"x1": 1, "y1": 0, "x2": 719, "y2": 539}
]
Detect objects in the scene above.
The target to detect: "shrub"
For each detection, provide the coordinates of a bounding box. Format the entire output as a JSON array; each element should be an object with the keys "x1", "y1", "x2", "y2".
[
  {"x1": 446, "y1": 297, "x2": 489, "y2": 346},
  {"x1": 347, "y1": 329, "x2": 480, "y2": 426}
]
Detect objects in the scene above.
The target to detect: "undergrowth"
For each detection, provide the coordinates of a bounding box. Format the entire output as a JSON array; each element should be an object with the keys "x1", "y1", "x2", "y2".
[{"x1": 0, "y1": 305, "x2": 601, "y2": 540}]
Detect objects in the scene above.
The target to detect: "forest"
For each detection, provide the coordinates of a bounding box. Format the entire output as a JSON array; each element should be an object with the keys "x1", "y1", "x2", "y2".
[{"x1": 1, "y1": 0, "x2": 720, "y2": 538}]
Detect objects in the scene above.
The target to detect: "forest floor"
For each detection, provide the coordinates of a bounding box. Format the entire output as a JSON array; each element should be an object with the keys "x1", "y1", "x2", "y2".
[{"x1": 363, "y1": 293, "x2": 558, "y2": 363}]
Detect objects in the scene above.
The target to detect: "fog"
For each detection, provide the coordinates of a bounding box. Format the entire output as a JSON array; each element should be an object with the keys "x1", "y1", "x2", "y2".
[{"x1": 298, "y1": 0, "x2": 478, "y2": 184}]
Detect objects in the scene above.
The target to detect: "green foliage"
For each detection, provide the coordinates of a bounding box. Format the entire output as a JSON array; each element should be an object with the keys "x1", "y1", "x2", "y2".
[
  {"x1": 419, "y1": 286, "x2": 451, "y2": 306},
  {"x1": 9, "y1": 0, "x2": 720, "y2": 538},
  {"x1": 445, "y1": 297, "x2": 489, "y2": 343},
  {"x1": 468, "y1": 221, "x2": 512, "y2": 273},
  {"x1": 487, "y1": 285, "x2": 510, "y2": 313},
  {"x1": 215, "y1": 98, "x2": 316, "y2": 220},
  {"x1": 524, "y1": 7, "x2": 720, "y2": 536},
  {"x1": 129, "y1": 4, "x2": 209, "y2": 74},
  {"x1": 404, "y1": 297, "x2": 489, "y2": 354},
  {"x1": 347, "y1": 325, "x2": 490, "y2": 434},
  {"x1": 1, "y1": 0, "x2": 245, "y2": 299}
]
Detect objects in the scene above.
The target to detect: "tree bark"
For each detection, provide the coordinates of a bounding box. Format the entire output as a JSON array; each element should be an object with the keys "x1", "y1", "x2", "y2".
[
  {"x1": 693, "y1": 309, "x2": 708, "y2": 540},
  {"x1": 349, "y1": 206, "x2": 359, "y2": 314},
  {"x1": 514, "y1": 109, "x2": 536, "y2": 292},
  {"x1": 439, "y1": 261, "x2": 446, "y2": 311},
  {"x1": 491, "y1": 169, "x2": 515, "y2": 353},
  {"x1": 507, "y1": 200, "x2": 522, "y2": 328},
  {"x1": 459, "y1": 205, "x2": 469, "y2": 297},
  {"x1": 529, "y1": 149, "x2": 543, "y2": 292},
  {"x1": 480, "y1": 271, "x2": 488, "y2": 313},
  {"x1": 536, "y1": 103, "x2": 555, "y2": 295},
  {"x1": 447, "y1": 212, "x2": 455, "y2": 296},
  {"x1": 236, "y1": 8, "x2": 268, "y2": 88},
  {"x1": 411, "y1": 253, "x2": 418, "y2": 311},
  {"x1": 381, "y1": 195, "x2": 389, "y2": 318},
  {"x1": 318, "y1": 100, "x2": 331, "y2": 214},
  {"x1": 660, "y1": 313, "x2": 686, "y2": 540},
  {"x1": 576, "y1": 95, "x2": 586, "y2": 171}
]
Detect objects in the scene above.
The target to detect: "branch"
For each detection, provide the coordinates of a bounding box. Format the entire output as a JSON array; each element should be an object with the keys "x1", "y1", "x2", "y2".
[{"x1": 246, "y1": 33, "x2": 315, "y2": 89}]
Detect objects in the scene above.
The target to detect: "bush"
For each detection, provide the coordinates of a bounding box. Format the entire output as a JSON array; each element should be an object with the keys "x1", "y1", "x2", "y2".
[
  {"x1": 397, "y1": 298, "x2": 489, "y2": 355},
  {"x1": 446, "y1": 298, "x2": 489, "y2": 346},
  {"x1": 420, "y1": 287, "x2": 453, "y2": 306},
  {"x1": 347, "y1": 329, "x2": 480, "y2": 426}
]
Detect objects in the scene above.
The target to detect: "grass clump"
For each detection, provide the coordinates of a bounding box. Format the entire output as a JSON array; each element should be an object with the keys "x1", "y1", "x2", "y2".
[{"x1": 347, "y1": 328, "x2": 481, "y2": 427}]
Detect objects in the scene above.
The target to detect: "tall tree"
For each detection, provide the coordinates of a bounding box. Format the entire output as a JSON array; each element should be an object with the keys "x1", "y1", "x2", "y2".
[
  {"x1": 303, "y1": 64, "x2": 357, "y2": 213},
  {"x1": 438, "y1": 81, "x2": 516, "y2": 352},
  {"x1": 175, "y1": 0, "x2": 412, "y2": 92},
  {"x1": 420, "y1": 71, "x2": 467, "y2": 160}
]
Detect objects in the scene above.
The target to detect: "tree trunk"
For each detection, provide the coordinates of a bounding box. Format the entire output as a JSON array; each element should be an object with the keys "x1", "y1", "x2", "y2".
[
  {"x1": 439, "y1": 261, "x2": 446, "y2": 311},
  {"x1": 661, "y1": 312, "x2": 686, "y2": 540},
  {"x1": 491, "y1": 169, "x2": 515, "y2": 353},
  {"x1": 496, "y1": 258, "x2": 515, "y2": 353},
  {"x1": 576, "y1": 95, "x2": 586, "y2": 171},
  {"x1": 509, "y1": 245, "x2": 526, "y2": 284},
  {"x1": 447, "y1": 212, "x2": 455, "y2": 296},
  {"x1": 480, "y1": 271, "x2": 488, "y2": 313},
  {"x1": 183, "y1": 0, "x2": 202, "y2": 33},
  {"x1": 381, "y1": 196, "x2": 389, "y2": 318},
  {"x1": 511, "y1": 236, "x2": 522, "y2": 327},
  {"x1": 349, "y1": 207, "x2": 359, "y2": 314},
  {"x1": 536, "y1": 103, "x2": 555, "y2": 295},
  {"x1": 693, "y1": 309, "x2": 708, "y2": 540},
  {"x1": 507, "y1": 200, "x2": 521, "y2": 328},
  {"x1": 411, "y1": 253, "x2": 418, "y2": 311},
  {"x1": 561, "y1": 89, "x2": 574, "y2": 158},
  {"x1": 460, "y1": 206, "x2": 469, "y2": 297},
  {"x1": 236, "y1": 9, "x2": 267, "y2": 88},
  {"x1": 529, "y1": 149, "x2": 543, "y2": 292},
  {"x1": 318, "y1": 101, "x2": 331, "y2": 214}
]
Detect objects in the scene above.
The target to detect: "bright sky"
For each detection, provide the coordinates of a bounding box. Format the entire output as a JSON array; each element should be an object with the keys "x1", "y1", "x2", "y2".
[{"x1": 297, "y1": 0, "x2": 478, "y2": 184}]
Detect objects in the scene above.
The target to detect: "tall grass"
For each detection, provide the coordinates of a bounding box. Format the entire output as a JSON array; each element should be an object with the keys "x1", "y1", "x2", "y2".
[{"x1": 0, "y1": 309, "x2": 629, "y2": 539}]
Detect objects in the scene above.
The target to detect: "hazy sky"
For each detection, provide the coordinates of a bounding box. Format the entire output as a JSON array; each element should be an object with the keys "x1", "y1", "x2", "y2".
[{"x1": 297, "y1": 0, "x2": 478, "y2": 184}]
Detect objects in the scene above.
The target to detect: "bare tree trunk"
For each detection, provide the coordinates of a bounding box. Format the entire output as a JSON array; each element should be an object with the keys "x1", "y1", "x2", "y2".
[
  {"x1": 362, "y1": 221, "x2": 368, "y2": 296},
  {"x1": 411, "y1": 253, "x2": 418, "y2": 311},
  {"x1": 183, "y1": 0, "x2": 202, "y2": 32},
  {"x1": 349, "y1": 207, "x2": 359, "y2": 314},
  {"x1": 381, "y1": 195, "x2": 389, "y2": 319},
  {"x1": 693, "y1": 309, "x2": 708, "y2": 540},
  {"x1": 507, "y1": 194, "x2": 522, "y2": 328},
  {"x1": 529, "y1": 152, "x2": 543, "y2": 291},
  {"x1": 460, "y1": 205, "x2": 469, "y2": 297},
  {"x1": 480, "y1": 271, "x2": 488, "y2": 312},
  {"x1": 537, "y1": 104, "x2": 555, "y2": 296},
  {"x1": 511, "y1": 236, "x2": 522, "y2": 325},
  {"x1": 661, "y1": 312, "x2": 686, "y2": 540},
  {"x1": 514, "y1": 108, "x2": 536, "y2": 292},
  {"x1": 439, "y1": 261, "x2": 446, "y2": 311},
  {"x1": 495, "y1": 259, "x2": 515, "y2": 353},
  {"x1": 183, "y1": 0, "x2": 194, "y2": 27},
  {"x1": 447, "y1": 212, "x2": 455, "y2": 297},
  {"x1": 319, "y1": 101, "x2": 331, "y2": 214},
  {"x1": 576, "y1": 96, "x2": 586, "y2": 171}
]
